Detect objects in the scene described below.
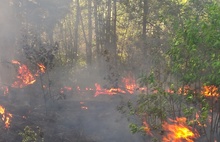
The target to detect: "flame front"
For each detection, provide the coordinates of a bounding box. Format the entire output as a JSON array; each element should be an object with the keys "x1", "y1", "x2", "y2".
[
  {"x1": 0, "y1": 105, "x2": 12, "y2": 128},
  {"x1": 94, "y1": 83, "x2": 127, "y2": 97},
  {"x1": 75, "y1": 74, "x2": 143, "y2": 97},
  {"x1": 162, "y1": 117, "x2": 199, "y2": 142}
]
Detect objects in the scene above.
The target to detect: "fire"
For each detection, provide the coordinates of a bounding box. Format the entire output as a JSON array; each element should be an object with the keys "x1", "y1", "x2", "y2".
[
  {"x1": 81, "y1": 106, "x2": 88, "y2": 110},
  {"x1": 11, "y1": 60, "x2": 46, "y2": 88},
  {"x1": 1, "y1": 86, "x2": 9, "y2": 96},
  {"x1": 11, "y1": 60, "x2": 20, "y2": 65},
  {"x1": 93, "y1": 74, "x2": 143, "y2": 96},
  {"x1": 94, "y1": 83, "x2": 126, "y2": 97},
  {"x1": 195, "y1": 112, "x2": 205, "y2": 127},
  {"x1": 162, "y1": 117, "x2": 200, "y2": 142},
  {"x1": 64, "y1": 86, "x2": 72, "y2": 91},
  {"x1": 122, "y1": 75, "x2": 137, "y2": 94},
  {"x1": 11, "y1": 60, "x2": 36, "y2": 88},
  {"x1": 60, "y1": 86, "x2": 72, "y2": 94},
  {"x1": 35, "y1": 63, "x2": 46, "y2": 75},
  {"x1": 0, "y1": 105, "x2": 12, "y2": 128},
  {"x1": 142, "y1": 120, "x2": 152, "y2": 136},
  {"x1": 177, "y1": 85, "x2": 190, "y2": 95},
  {"x1": 80, "y1": 102, "x2": 88, "y2": 110},
  {"x1": 77, "y1": 86, "x2": 81, "y2": 91},
  {"x1": 75, "y1": 74, "x2": 143, "y2": 97},
  {"x1": 201, "y1": 85, "x2": 219, "y2": 97}
]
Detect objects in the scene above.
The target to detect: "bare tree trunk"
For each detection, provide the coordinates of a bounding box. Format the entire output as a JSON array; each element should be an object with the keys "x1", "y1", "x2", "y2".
[
  {"x1": 112, "y1": 0, "x2": 117, "y2": 66},
  {"x1": 142, "y1": 0, "x2": 148, "y2": 54},
  {"x1": 73, "y1": 0, "x2": 80, "y2": 63},
  {"x1": 87, "y1": 0, "x2": 92, "y2": 66},
  {"x1": 106, "y1": 0, "x2": 111, "y2": 45},
  {"x1": 62, "y1": 19, "x2": 68, "y2": 63},
  {"x1": 67, "y1": 17, "x2": 74, "y2": 62},
  {"x1": 142, "y1": 0, "x2": 148, "y2": 40},
  {"x1": 93, "y1": 0, "x2": 100, "y2": 63}
]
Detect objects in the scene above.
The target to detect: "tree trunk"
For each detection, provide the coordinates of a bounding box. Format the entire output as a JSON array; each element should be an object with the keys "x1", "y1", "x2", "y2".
[
  {"x1": 112, "y1": 0, "x2": 117, "y2": 66},
  {"x1": 93, "y1": 0, "x2": 100, "y2": 63},
  {"x1": 142, "y1": 0, "x2": 148, "y2": 54},
  {"x1": 73, "y1": 0, "x2": 80, "y2": 63},
  {"x1": 87, "y1": 0, "x2": 92, "y2": 66},
  {"x1": 142, "y1": 0, "x2": 148, "y2": 40}
]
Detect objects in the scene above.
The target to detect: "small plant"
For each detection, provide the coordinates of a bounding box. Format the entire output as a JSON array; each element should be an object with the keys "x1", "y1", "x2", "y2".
[{"x1": 19, "y1": 126, "x2": 44, "y2": 142}]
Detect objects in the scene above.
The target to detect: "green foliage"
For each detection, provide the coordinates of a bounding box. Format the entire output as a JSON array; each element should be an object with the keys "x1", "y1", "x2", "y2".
[
  {"x1": 123, "y1": 0, "x2": 220, "y2": 140},
  {"x1": 19, "y1": 126, "x2": 44, "y2": 142},
  {"x1": 168, "y1": 0, "x2": 220, "y2": 86},
  {"x1": 129, "y1": 123, "x2": 139, "y2": 134}
]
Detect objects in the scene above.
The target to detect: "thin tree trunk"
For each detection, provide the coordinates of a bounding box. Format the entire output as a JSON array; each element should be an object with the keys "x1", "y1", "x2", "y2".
[
  {"x1": 87, "y1": 0, "x2": 92, "y2": 66},
  {"x1": 93, "y1": 0, "x2": 100, "y2": 63},
  {"x1": 73, "y1": 0, "x2": 80, "y2": 63},
  {"x1": 143, "y1": 0, "x2": 148, "y2": 39},
  {"x1": 112, "y1": 0, "x2": 117, "y2": 66},
  {"x1": 106, "y1": 0, "x2": 111, "y2": 45},
  {"x1": 142, "y1": 0, "x2": 148, "y2": 54}
]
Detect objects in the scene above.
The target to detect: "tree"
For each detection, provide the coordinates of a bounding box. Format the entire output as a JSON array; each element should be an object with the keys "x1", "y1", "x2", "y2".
[{"x1": 87, "y1": 0, "x2": 92, "y2": 65}]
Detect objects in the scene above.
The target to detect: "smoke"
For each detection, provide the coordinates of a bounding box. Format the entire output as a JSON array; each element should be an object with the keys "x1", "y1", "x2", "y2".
[
  {"x1": 0, "y1": 2, "x2": 16, "y2": 58},
  {"x1": 0, "y1": 1, "x2": 21, "y2": 85}
]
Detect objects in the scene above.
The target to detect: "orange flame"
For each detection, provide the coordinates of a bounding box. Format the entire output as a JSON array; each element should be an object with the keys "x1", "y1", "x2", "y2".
[
  {"x1": 11, "y1": 60, "x2": 46, "y2": 88},
  {"x1": 94, "y1": 83, "x2": 126, "y2": 97},
  {"x1": 162, "y1": 117, "x2": 200, "y2": 142},
  {"x1": 11, "y1": 60, "x2": 36, "y2": 88},
  {"x1": 0, "y1": 105, "x2": 12, "y2": 128},
  {"x1": 37, "y1": 63, "x2": 46, "y2": 73},
  {"x1": 201, "y1": 85, "x2": 219, "y2": 97},
  {"x1": 35, "y1": 63, "x2": 46, "y2": 76},
  {"x1": 75, "y1": 74, "x2": 144, "y2": 96},
  {"x1": 143, "y1": 120, "x2": 152, "y2": 136},
  {"x1": 122, "y1": 75, "x2": 137, "y2": 94},
  {"x1": 74, "y1": 73, "x2": 146, "y2": 96}
]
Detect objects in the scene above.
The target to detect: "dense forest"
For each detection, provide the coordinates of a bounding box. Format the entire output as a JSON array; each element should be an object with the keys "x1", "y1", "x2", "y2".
[{"x1": 0, "y1": 0, "x2": 220, "y2": 141}]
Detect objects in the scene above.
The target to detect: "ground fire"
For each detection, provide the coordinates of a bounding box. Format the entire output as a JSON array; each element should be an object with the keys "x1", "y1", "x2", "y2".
[
  {"x1": 1, "y1": 60, "x2": 205, "y2": 141},
  {"x1": 75, "y1": 74, "x2": 146, "y2": 97},
  {"x1": 162, "y1": 117, "x2": 200, "y2": 142}
]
